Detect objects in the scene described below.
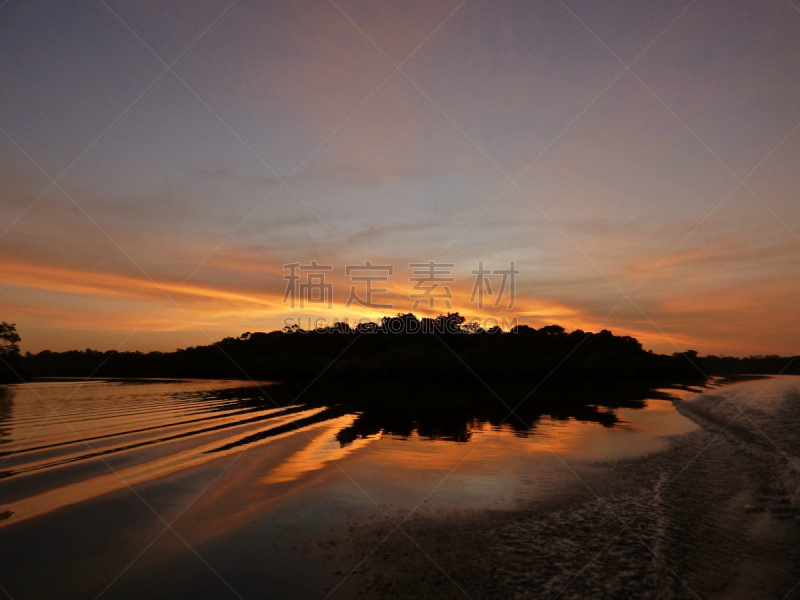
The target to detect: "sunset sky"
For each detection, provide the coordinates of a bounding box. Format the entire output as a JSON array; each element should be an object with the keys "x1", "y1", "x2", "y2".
[{"x1": 1, "y1": 0, "x2": 799, "y2": 356}]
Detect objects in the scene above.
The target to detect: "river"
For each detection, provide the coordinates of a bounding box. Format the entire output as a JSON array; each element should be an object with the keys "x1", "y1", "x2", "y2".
[{"x1": 0, "y1": 376, "x2": 798, "y2": 599}]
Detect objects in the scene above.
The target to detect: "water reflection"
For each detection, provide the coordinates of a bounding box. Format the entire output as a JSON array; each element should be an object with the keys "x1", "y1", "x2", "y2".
[
  {"x1": 0, "y1": 386, "x2": 14, "y2": 445},
  {"x1": 297, "y1": 380, "x2": 665, "y2": 446},
  {"x1": 260, "y1": 415, "x2": 378, "y2": 484},
  {"x1": 0, "y1": 378, "x2": 694, "y2": 527}
]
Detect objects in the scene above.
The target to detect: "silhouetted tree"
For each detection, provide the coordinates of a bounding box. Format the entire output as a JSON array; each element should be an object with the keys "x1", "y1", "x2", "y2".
[
  {"x1": 0, "y1": 322, "x2": 25, "y2": 383},
  {"x1": 434, "y1": 312, "x2": 466, "y2": 333},
  {"x1": 14, "y1": 315, "x2": 800, "y2": 383},
  {"x1": 538, "y1": 325, "x2": 566, "y2": 336},
  {"x1": 0, "y1": 323, "x2": 20, "y2": 356}
]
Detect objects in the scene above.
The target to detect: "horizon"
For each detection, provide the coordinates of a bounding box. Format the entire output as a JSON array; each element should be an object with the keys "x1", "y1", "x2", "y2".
[
  {"x1": 2, "y1": 1, "x2": 799, "y2": 358},
  {"x1": 17, "y1": 315, "x2": 798, "y2": 361}
]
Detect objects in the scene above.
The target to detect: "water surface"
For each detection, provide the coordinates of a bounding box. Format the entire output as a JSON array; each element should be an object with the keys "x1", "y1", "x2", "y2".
[{"x1": 0, "y1": 376, "x2": 793, "y2": 599}]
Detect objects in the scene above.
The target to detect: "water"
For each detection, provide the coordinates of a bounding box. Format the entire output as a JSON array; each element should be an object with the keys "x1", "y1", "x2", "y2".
[{"x1": 0, "y1": 376, "x2": 798, "y2": 599}]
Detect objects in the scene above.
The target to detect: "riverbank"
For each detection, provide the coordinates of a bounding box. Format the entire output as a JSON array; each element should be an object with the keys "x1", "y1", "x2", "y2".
[{"x1": 311, "y1": 376, "x2": 800, "y2": 599}]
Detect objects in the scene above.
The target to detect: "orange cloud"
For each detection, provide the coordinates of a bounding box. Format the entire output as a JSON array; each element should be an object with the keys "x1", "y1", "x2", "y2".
[{"x1": 0, "y1": 258, "x2": 285, "y2": 309}]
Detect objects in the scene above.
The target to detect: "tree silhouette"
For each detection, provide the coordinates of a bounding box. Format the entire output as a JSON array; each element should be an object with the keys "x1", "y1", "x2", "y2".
[
  {"x1": 11, "y1": 316, "x2": 800, "y2": 382},
  {"x1": 0, "y1": 322, "x2": 20, "y2": 356}
]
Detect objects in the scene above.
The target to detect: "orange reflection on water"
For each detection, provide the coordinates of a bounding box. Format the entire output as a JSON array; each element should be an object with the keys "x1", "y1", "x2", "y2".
[
  {"x1": 0, "y1": 407, "x2": 328, "y2": 527},
  {"x1": 514, "y1": 397, "x2": 696, "y2": 460},
  {"x1": 260, "y1": 415, "x2": 378, "y2": 484},
  {"x1": 0, "y1": 380, "x2": 707, "y2": 532}
]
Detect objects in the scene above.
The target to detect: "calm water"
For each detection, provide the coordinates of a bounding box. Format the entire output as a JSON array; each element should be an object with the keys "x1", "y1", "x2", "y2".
[{"x1": 0, "y1": 376, "x2": 797, "y2": 599}]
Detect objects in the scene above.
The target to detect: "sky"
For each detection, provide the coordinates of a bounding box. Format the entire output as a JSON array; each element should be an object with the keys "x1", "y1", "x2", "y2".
[{"x1": 0, "y1": 0, "x2": 799, "y2": 357}]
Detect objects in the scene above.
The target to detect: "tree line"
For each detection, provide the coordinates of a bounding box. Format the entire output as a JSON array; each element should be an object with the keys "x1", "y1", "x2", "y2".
[{"x1": 3, "y1": 315, "x2": 797, "y2": 384}]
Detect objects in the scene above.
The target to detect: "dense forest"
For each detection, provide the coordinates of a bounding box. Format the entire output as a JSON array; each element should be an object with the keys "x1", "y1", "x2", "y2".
[{"x1": 2, "y1": 314, "x2": 798, "y2": 385}]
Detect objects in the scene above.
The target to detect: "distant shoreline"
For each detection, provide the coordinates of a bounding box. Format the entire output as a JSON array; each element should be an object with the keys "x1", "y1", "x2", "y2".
[{"x1": 4, "y1": 317, "x2": 798, "y2": 385}]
